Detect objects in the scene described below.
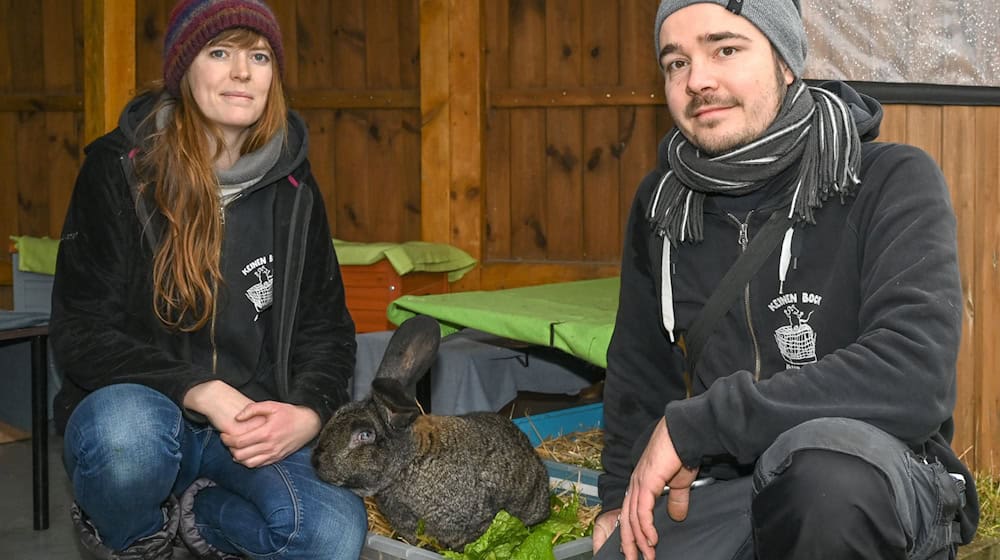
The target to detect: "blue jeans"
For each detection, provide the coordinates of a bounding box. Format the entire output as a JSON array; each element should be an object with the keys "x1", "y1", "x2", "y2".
[{"x1": 63, "y1": 384, "x2": 367, "y2": 559}]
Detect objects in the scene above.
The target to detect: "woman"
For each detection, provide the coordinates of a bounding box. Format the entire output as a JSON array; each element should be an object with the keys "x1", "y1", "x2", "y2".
[{"x1": 49, "y1": 1, "x2": 367, "y2": 558}]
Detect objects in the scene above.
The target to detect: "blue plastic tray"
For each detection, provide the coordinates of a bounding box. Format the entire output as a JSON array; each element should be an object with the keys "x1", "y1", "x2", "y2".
[{"x1": 514, "y1": 402, "x2": 604, "y2": 446}]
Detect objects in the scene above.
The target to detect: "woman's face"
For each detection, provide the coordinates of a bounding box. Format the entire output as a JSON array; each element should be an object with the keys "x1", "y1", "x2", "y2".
[{"x1": 186, "y1": 36, "x2": 273, "y2": 142}]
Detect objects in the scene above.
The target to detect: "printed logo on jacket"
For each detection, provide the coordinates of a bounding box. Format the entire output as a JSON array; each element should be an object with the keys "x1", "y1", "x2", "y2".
[
  {"x1": 242, "y1": 254, "x2": 274, "y2": 320},
  {"x1": 768, "y1": 291, "x2": 823, "y2": 368}
]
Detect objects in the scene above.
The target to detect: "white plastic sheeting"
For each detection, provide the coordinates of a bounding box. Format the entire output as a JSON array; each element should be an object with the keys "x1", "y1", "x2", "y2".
[{"x1": 802, "y1": 1, "x2": 999, "y2": 87}]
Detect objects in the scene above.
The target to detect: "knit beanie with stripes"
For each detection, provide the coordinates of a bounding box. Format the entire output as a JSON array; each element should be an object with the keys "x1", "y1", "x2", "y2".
[
  {"x1": 653, "y1": 0, "x2": 807, "y2": 78},
  {"x1": 163, "y1": 0, "x2": 284, "y2": 98}
]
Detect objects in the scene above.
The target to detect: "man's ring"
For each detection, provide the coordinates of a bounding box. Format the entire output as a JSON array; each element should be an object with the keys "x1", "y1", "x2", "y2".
[{"x1": 615, "y1": 514, "x2": 621, "y2": 528}]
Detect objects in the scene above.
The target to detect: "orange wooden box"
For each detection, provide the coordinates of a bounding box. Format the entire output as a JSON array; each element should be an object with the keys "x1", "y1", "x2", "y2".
[{"x1": 340, "y1": 259, "x2": 450, "y2": 333}]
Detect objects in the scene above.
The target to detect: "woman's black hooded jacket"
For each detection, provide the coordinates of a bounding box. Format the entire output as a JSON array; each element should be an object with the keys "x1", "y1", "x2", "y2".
[{"x1": 50, "y1": 93, "x2": 356, "y2": 433}]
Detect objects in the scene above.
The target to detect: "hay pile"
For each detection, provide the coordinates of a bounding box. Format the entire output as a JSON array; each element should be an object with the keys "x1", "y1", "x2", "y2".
[
  {"x1": 533, "y1": 427, "x2": 604, "y2": 530},
  {"x1": 364, "y1": 496, "x2": 401, "y2": 541},
  {"x1": 533, "y1": 427, "x2": 604, "y2": 471}
]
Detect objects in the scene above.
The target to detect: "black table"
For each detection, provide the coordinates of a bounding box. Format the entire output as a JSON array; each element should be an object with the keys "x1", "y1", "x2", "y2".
[{"x1": 0, "y1": 322, "x2": 49, "y2": 530}]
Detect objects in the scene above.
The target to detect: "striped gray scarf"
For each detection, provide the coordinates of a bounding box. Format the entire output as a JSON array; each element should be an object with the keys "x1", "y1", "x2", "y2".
[{"x1": 649, "y1": 80, "x2": 861, "y2": 245}]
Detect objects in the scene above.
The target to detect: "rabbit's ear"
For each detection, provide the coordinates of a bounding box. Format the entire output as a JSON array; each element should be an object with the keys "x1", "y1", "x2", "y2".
[
  {"x1": 371, "y1": 378, "x2": 420, "y2": 430},
  {"x1": 375, "y1": 315, "x2": 441, "y2": 388}
]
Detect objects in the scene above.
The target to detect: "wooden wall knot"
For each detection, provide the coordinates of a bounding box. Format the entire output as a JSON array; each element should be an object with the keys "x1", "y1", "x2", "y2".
[{"x1": 546, "y1": 144, "x2": 578, "y2": 173}]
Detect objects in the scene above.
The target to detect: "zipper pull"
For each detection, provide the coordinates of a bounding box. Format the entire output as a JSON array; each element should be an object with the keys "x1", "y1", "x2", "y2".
[{"x1": 727, "y1": 211, "x2": 752, "y2": 251}]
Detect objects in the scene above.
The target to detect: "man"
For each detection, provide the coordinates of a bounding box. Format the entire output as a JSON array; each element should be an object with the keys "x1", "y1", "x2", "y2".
[{"x1": 593, "y1": 1, "x2": 979, "y2": 559}]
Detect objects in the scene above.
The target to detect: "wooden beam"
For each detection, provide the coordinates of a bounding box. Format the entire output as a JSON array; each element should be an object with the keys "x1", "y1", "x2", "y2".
[
  {"x1": 973, "y1": 106, "x2": 1000, "y2": 476},
  {"x1": 83, "y1": 0, "x2": 135, "y2": 145},
  {"x1": 419, "y1": 0, "x2": 452, "y2": 246},
  {"x1": 491, "y1": 86, "x2": 664, "y2": 108},
  {"x1": 446, "y1": 0, "x2": 485, "y2": 291},
  {"x1": 289, "y1": 89, "x2": 420, "y2": 110},
  {"x1": 942, "y1": 105, "x2": 978, "y2": 469},
  {"x1": 0, "y1": 95, "x2": 83, "y2": 113},
  {"x1": 420, "y1": 0, "x2": 488, "y2": 290}
]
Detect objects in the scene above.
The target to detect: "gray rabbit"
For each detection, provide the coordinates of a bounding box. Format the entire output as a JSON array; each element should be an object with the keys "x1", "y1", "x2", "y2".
[{"x1": 311, "y1": 315, "x2": 551, "y2": 549}]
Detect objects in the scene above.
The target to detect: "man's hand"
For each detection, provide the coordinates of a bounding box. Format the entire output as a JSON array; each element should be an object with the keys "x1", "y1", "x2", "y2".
[
  {"x1": 592, "y1": 509, "x2": 621, "y2": 554},
  {"x1": 219, "y1": 401, "x2": 322, "y2": 468},
  {"x1": 619, "y1": 418, "x2": 699, "y2": 560}
]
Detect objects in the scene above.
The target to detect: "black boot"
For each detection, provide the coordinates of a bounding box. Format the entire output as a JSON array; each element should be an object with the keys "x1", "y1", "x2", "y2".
[
  {"x1": 177, "y1": 478, "x2": 244, "y2": 560},
  {"x1": 72, "y1": 496, "x2": 179, "y2": 560}
]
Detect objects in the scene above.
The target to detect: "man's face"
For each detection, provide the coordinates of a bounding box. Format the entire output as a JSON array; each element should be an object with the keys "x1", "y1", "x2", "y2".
[{"x1": 658, "y1": 3, "x2": 794, "y2": 155}]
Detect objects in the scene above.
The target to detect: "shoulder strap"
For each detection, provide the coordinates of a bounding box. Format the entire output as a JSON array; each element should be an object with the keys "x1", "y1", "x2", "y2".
[{"x1": 683, "y1": 210, "x2": 791, "y2": 372}]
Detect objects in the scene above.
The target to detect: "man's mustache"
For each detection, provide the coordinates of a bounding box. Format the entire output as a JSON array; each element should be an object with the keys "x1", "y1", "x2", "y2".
[{"x1": 685, "y1": 95, "x2": 738, "y2": 118}]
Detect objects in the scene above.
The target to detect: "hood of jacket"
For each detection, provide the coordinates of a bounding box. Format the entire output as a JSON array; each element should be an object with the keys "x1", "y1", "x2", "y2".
[{"x1": 813, "y1": 80, "x2": 883, "y2": 142}]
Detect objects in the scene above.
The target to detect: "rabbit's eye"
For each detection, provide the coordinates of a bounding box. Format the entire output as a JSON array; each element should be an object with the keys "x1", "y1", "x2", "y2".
[{"x1": 351, "y1": 429, "x2": 375, "y2": 447}]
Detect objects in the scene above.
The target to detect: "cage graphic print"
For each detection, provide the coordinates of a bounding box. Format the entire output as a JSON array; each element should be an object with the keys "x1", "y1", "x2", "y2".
[
  {"x1": 774, "y1": 305, "x2": 817, "y2": 366},
  {"x1": 246, "y1": 267, "x2": 273, "y2": 314},
  {"x1": 774, "y1": 323, "x2": 817, "y2": 366}
]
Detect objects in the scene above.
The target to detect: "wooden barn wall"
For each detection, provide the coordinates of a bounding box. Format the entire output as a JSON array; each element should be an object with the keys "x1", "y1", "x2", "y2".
[
  {"x1": 0, "y1": 0, "x2": 997, "y2": 475},
  {"x1": 480, "y1": 0, "x2": 672, "y2": 289},
  {"x1": 0, "y1": 0, "x2": 84, "y2": 310}
]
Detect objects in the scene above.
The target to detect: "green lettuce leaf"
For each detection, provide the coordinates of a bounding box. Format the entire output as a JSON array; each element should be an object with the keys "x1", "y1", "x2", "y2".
[
  {"x1": 443, "y1": 510, "x2": 528, "y2": 560},
  {"x1": 437, "y1": 491, "x2": 593, "y2": 559},
  {"x1": 511, "y1": 529, "x2": 557, "y2": 560}
]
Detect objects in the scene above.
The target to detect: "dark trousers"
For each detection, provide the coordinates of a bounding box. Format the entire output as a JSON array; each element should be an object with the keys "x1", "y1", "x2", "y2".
[
  {"x1": 595, "y1": 418, "x2": 963, "y2": 560},
  {"x1": 753, "y1": 449, "x2": 912, "y2": 559}
]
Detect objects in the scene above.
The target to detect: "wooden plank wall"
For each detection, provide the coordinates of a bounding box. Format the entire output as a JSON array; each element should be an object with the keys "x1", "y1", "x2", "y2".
[
  {"x1": 0, "y1": 0, "x2": 997, "y2": 476},
  {"x1": 0, "y1": 0, "x2": 84, "y2": 309},
  {"x1": 481, "y1": 0, "x2": 670, "y2": 289}
]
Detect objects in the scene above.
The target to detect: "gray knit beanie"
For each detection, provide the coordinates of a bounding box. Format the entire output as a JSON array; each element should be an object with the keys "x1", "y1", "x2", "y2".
[{"x1": 654, "y1": 0, "x2": 806, "y2": 77}]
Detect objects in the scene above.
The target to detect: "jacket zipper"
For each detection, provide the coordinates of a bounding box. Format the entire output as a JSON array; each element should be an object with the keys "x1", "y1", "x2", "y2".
[
  {"x1": 220, "y1": 191, "x2": 244, "y2": 225},
  {"x1": 726, "y1": 211, "x2": 762, "y2": 380},
  {"x1": 213, "y1": 194, "x2": 233, "y2": 372}
]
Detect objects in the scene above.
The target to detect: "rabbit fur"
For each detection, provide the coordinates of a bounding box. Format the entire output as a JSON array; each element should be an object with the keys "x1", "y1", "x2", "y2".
[{"x1": 311, "y1": 315, "x2": 551, "y2": 549}]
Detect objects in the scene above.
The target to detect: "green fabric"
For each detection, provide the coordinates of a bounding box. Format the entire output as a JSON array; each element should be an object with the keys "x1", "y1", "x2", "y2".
[
  {"x1": 332, "y1": 239, "x2": 477, "y2": 282},
  {"x1": 10, "y1": 236, "x2": 59, "y2": 275},
  {"x1": 8, "y1": 236, "x2": 479, "y2": 281},
  {"x1": 387, "y1": 277, "x2": 620, "y2": 368}
]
